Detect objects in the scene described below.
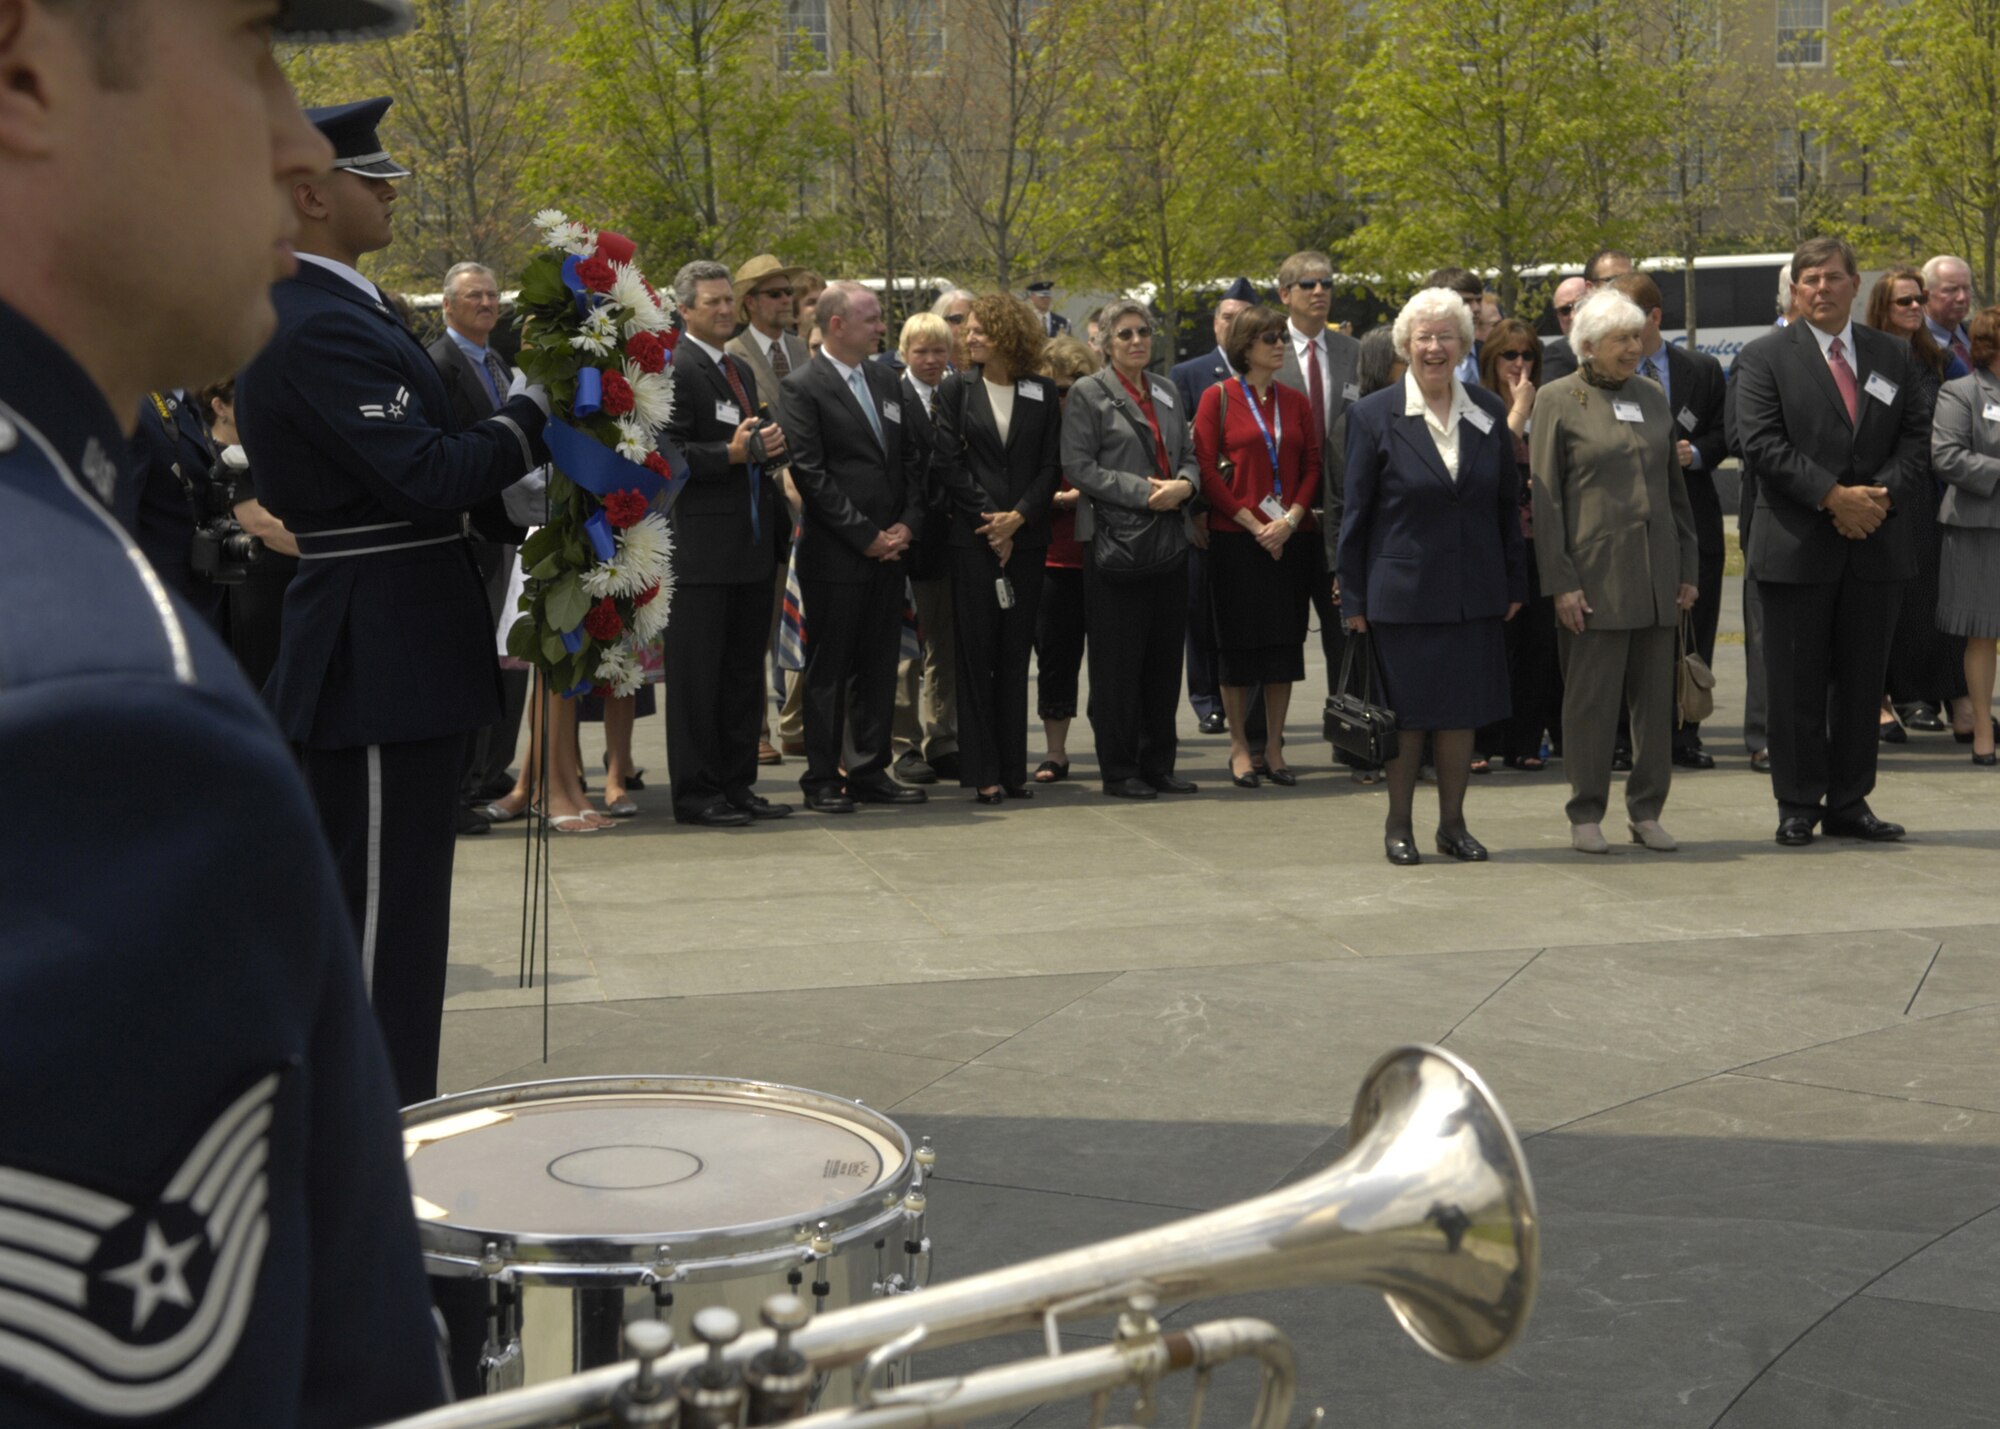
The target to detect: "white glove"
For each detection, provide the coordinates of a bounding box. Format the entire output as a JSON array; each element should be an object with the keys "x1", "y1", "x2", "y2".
[
  {"x1": 501, "y1": 465, "x2": 551, "y2": 526},
  {"x1": 506, "y1": 367, "x2": 551, "y2": 418}
]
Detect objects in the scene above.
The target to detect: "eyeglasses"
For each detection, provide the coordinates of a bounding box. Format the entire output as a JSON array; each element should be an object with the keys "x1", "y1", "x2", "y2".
[
  {"x1": 1495, "y1": 349, "x2": 1535, "y2": 362},
  {"x1": 1113, "y1": 327, "x2": 1152, "y2": 342},
  {"x1": 1555, "y1": 303, "x2": 1578, "y2": 318},
  {"x1": 1254, "y1": 331, "x2": 1286, "y2": 346},
  {"x1": 944, "y1": 313, "x2": 966, "y2": 325},
  {"x1": 1892, "y1": 295, "x2": 1926, "y2": 307},
  {"x1": 1291, "y1": 278, "x2": 1333, "y2": 292},
  {"x1": 755, "y1": 286, "x2": 793, "y2": 300}
]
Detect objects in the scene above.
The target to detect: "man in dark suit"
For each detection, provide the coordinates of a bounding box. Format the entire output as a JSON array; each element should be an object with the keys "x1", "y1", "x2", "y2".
[
  {"x1": 661, "y1": 260, "x2": 792, "y2": 827},
  {"x1": 781, "y1": 281, "x2": 929, "y2": 812},
  {"x1": 1027, "y1": 279, "x2": 1070, "y2": 338},
  {"x1": 427, "y1": 259, "x2": 526, "y2": 830},
  {"x1": 1612, "y1": 272, "x2": 1729, "y2": 768},
  {"x1": 1172, "y1": 278, "x2": 1256, "y2": 734},
  {"x1": 238, "y1": 98, "x2": 549, "y2": 1103},
  {"x1": 1732, "y1": 236, "x2": 1927, "y2": 846},
  {"x1": 1539, "y1": 275, "x2": 1589, "y2": 382}
]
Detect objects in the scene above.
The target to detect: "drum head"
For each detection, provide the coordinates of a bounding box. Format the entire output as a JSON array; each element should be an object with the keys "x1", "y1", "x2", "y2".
[{"x1": 403, "y1": 1078, "x2": 916, "y2": 1278}]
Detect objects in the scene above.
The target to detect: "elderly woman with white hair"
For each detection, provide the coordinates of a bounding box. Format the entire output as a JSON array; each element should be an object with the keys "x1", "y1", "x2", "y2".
[
  {"x1": 1530, "y1": 288, "x2": 1699, "y2": 854},
  {"x1": 1338, "y1": 288, "x2": 1525, "y2": 865}
]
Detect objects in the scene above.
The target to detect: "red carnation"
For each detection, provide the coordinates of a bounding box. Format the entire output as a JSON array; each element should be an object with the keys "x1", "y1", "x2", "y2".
[
  {"x1": 604, "y1": 489, "x2": 648, "y2": 529},
  {"x1": 592, "y1": 683, "x2": 614, "y2": 700},
  {"x1": 599, "y1": 369, "x2": 635, "y2": 416},
  {"x1": 576, "y1": 256, "x2": 616, "y2": 293},
  {"x1": 594, "y1": 230, "x2": 638, "y2": 265},
  {"x1": 583, "y1": 597, "x2": 624, "y2": 642},
  {"x1": 634, "y1": 583, "x2": 662, "y2": 609},
  {"x1": 626, "y1": 332, "x2": 668, "y2": 374}
]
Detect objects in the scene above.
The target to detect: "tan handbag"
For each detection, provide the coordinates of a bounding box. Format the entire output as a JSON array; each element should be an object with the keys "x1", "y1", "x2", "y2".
[{"x1": 1676, "y1": 610, "x2": 1715, "y2": 727}]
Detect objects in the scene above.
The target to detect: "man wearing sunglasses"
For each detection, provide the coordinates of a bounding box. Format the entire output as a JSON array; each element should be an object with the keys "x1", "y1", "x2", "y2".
[{"x1": 1541, "y1": 275, "x2": 1590, "y2": 382}]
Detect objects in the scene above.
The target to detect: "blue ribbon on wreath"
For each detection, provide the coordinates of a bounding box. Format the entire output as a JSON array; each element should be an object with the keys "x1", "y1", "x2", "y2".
[
  {"x1": 574, "y1": 367, "x2": 603, "y2": 419},
  {"x1": 544, "y1": 419, "x2": 688, "y2": 512},
  {"x1": 559, "y1": 255, "x2": 595, "y2": 318},
  {"x1": 584, "y1": 509, "x2": 617, "y2": 562}
]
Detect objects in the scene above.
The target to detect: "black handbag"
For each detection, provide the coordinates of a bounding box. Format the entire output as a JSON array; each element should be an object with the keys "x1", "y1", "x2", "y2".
[{"x1": 1324, "y1": 629, "x2": 1400, "y2": 764}]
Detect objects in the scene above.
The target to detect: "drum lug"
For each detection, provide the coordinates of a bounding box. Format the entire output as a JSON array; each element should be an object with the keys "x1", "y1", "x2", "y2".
[{"x1": 479, "y1": 1333, "x2": 525, "y2": 1395}]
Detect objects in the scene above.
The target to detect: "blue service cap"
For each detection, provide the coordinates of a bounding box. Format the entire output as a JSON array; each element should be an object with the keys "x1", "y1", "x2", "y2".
[
  {"x1": 306, "y1": 97, "x2": 412, "y2": 180},
  {"x1": 1221, "y1": 278, "x2": 1261, "y2": 304},
  {"x1": 1025, "y1": 280, "x2": 1056, "y2": 293},
  {"x1": 278, "y1": 0, "x2": 412, "y2": 40}
]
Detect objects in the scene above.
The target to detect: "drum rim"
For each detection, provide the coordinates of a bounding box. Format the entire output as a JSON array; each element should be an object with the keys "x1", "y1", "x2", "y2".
[{"x1": 401, "y1": 1075, "x2": 918, "y2": 1281}]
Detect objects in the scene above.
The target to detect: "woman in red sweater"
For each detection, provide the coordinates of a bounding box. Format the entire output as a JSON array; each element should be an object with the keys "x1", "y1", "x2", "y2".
[{"x1": 1192, "y1": 306, "x2": 1323, "y2": 786}]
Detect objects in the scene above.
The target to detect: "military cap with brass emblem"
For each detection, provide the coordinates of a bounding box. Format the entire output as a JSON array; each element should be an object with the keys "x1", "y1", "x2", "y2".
[
  {"x1": 305, "y1": 97, "x2": 413, "y2": 180},
  {"x1": 277, "y1": 0, "x2": 414, "y2": 40}
]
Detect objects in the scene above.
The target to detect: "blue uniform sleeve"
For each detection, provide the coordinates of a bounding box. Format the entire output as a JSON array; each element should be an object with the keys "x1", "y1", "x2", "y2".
[{"x1": 267, "y1": 308, "x2": 548, "y2": 521}]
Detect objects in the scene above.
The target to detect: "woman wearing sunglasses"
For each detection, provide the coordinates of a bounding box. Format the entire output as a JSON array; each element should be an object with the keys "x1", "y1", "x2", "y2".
[
  {"x1": 1192, "y1": 305, "x2": 1321, "y2": 787},
  {"x1": 1477, "y1": 317, "x2": 1562, "y2": 773}
]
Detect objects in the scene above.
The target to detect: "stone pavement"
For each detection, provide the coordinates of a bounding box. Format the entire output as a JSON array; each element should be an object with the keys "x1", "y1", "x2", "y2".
[{"x1": 439, "y1": 574, "x2": 2000, "y2": 1428}]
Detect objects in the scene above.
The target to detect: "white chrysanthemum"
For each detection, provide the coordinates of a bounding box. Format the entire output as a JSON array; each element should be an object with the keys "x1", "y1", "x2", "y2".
[
  {"x1": 593, "y1": 642, "x2": 644, "y2": 697},
  {"x1": 532, "y1": 208, "x2": 571, "y2": 244},
  {"x1": 561, "y1": 225, "x2": 598, "y2": 259},
  {"x1": 614, "y1": 417, "x2": 653, "y2": 463},
  {"x1": 632, "y1": 586, "x2": 672, "y2": 642},
  {"x1": 623, "y1": 361, "x2": 675, "y2": 434},
  {"x1": 578, "y1": 513, "x2": 672, "y2": 600},
  {"x1": 610, "y1": 263, "x2": 671, "y2": 336},
  {"x1": 532, "y1": 208, "x2": 596, "y2": 258},
  {"x1": 570, "y1": 305, "x2": 619, "y2": 357}
]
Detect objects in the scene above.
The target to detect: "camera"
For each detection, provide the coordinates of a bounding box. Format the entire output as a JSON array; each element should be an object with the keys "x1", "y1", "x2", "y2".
[
  {"x1": 187, "y1": 463, "x2": 264, "y2": 587},
  {"x1": 751, "y1": 402, "x2": 791, "y2": 472}
]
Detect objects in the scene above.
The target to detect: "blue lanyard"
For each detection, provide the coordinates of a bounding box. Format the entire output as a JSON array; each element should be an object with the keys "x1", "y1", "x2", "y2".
[{"x1": 1235, "y1": 378, "x2": 1284, "y2": 503}]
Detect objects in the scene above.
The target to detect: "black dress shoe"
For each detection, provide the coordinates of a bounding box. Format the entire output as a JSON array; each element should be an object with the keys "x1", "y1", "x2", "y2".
[
  {"x1": 728, "y1": 795, "x2": 794, "y2": 820},
  {"x1": 849, "y1": 780, "x2": 927, "y2": 805},
  {"x1": 1822, "y1": 810, "x2": 1905, "y2": 841},
  {"x1": 1146, "y1": 775, "x2": 1199, "y2": 794},
  {"x1": 803, "y1": 791, "x2": 856, "y2": 814},
  {"x1": 688, "y1": 804, "x2": 752, "y2": 827},
  {"x1": 1775, "y1": 816, "x2": 1816, "y2": 846},
  {"x1": 1384, "y1": 835, "x2": 1422, "y2": 866},
  {"x1": 1231, "y1": 768, "x2": 1261, "y2": 789},
  {"x1": 973, "y1": 789, "x2": 1004, "y2": 806},
  {"x1": 1897, "y1": 702, "x2": 1946, "y2": 732},
  {"x1": 1611, "y1": 749, "x2": 1633, "y2": 772},
  {"x1": 892, "y1": 751, "x2": 938, "y2": 784},
  {"x1": 1004, "y1": 785, "x2": 1033, "y2": 800},
  {"x1": 1749, "y1": 749, "x2": 1771, "y2": 772},
  {"x1": 1671, "y1": 747, "x2": 1715, "y2": 770},
  {"x1": 1103, "y1": 777, "x2": 1159, "y2": 800},
  {"x1": 1198, "y1": 711, "x2": 1228, "y2": 734},
  {"x1": 1434, "y1": 829, "x2": 1489, "y2": 862},
  {"x1": 455, "y1": 806, "x2": 492, "y2": 836},
  {"x1": 1265, "y1": 767, "x2": 1298, "y2": 787},
  {"x1": 1976, "y1": 751, "x2": 1999, "y2": 767},
  {"x1": 1879, "y1": 722, "x2": 1907, "y2": 745}
]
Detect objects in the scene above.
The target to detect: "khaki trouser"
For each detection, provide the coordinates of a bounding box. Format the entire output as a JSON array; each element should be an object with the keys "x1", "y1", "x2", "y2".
[
  {"x1": 892, "y1": 575, "x2": 958, "y2": 760},
  {"x1": 1558, "y1": 622, "x2": 1676, "y2": 826}
]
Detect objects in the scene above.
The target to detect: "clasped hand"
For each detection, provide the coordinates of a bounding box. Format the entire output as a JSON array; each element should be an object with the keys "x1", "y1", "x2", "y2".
[
  {"x1": 1146, "y1": 477, "x2": 1193, "y2": 512},
  {"x1": 865, "y1": 523, "x2": 913, "y2": 561},
  {"x1": 1254, "y1": 515, "x2": 1292, "y2": 558},
  {"x1": 976, "y1": 509, "x2": 1025, "y2": 550},
  {"x1": 1825, "y1": 484, "x2": 1891, "y2": 540}
]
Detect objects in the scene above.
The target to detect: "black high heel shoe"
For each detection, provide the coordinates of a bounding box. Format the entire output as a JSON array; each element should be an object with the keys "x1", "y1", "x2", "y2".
[
  {"x1": 974, "y1": 789, "x2": 1005, "y2": 806},
  {"x1": 1229, "y1": 756, "x2": 1260, "y2": 789},
  {"x1": 1955, "y1": 717, "x2": 2000, "y2": 744}
]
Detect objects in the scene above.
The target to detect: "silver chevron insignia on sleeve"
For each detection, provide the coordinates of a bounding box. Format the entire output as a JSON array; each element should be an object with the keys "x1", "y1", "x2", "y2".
[{"x1": 0, "y1": 1072, "x2": 281, "y2": 1417}]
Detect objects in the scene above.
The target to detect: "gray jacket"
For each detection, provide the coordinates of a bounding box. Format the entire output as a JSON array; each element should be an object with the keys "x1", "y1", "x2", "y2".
[
  {"x1": 1059, "y1": 365, "x2": 1202, "y2": 545},
  {"x1": 725, "y1": 327, "x2": 811, "y2": 432},
  {"x1": 1932, "y1": 369, "x2": 2000, "y2": 529}
]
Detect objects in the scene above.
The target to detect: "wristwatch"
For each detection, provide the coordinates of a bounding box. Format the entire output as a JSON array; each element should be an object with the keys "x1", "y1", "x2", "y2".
[{"x1": 1283, "y1": 510, "x2": 1302, "y2": 530}]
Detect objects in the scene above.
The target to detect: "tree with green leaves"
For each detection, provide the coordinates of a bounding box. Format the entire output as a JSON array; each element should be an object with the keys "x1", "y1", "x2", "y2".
[
  {"x1": 284, "y1": 0, "x2": 551, "y2": 290},
  {"x1": 540, "y1": 0, "x2": 840, "y2": 272},
  {"x1": 1247, "y1": 0, "x2": 1374, "y2": 257},
  {"x1": 1827, "y1": 0, "x2": 2000, "y2": 299},
  {"x1": 1332, "y1": 0, "x2": 1651, "y2": 313}
]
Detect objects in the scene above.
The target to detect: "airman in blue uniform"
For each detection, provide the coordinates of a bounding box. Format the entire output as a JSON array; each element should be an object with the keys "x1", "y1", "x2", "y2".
[
  {"x1": 236, "y1": 96, "x2": 549, "y2": 1107},
  {"x1": 0, "y1": 1, "x2": 448, "y2": 1424}
]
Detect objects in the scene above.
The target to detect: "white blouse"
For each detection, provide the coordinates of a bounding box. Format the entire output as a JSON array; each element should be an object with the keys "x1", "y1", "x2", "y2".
[
  {"x1": 984, "y1": 378, "x2": 1015, "y2": 445},
  {"x1": 1402, "y1": 371, "x2": 1480, "y2": 482}
]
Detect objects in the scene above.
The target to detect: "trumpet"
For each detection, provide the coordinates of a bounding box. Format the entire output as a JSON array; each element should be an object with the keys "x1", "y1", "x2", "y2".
[{"x1": 377, "y1": 1045, "x2": 1537, "y2": 1429}]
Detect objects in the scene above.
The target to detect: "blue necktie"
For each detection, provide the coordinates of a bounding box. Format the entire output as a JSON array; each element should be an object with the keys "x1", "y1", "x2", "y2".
[{"x1": 849, "y1": 368, "x2": 884, "y2": 446}]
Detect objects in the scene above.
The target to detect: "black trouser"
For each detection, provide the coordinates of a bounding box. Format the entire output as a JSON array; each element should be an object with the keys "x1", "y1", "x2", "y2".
[
  {"x1": 1887, "y1": 480, "x2": 1965, "y2": 707},
  {"x1": 1760, "y1": 575, "x2": 1903, "y2": 822},
  {"x1": 950, "y1": 546, "x2": 1045, "y2": 790},
  {"x1": 1085, "y1": 556, "x2": 1189, "y2": 783},
  {"x1": 1483, "y1": 558, "x2": 1562, "y2": 761},
  {"x1": 462, "y1": 540, "x2": 525, "y2": 798},
  {"x1": 1035, "y1": 566, "x2": 1088, "y2": 720},
  {"x1": 1674, "y1": 541, "x2": 1727, "y2": 752},
  {"x1": 228, "y1": 562, "x2": 294, "y2": 692},
  {"x1": 799, "y1": 566, "x2": 904, "y2": 796},
  {"x1": 1185, "y1": 542, "x2": 1221, "y2": 718},
  {"x1": 303, "y1": 733, "x2": 465, "y2": 1106},
  {"x1": 664, "y1": 579, "x2": 772, "y2": 818}
]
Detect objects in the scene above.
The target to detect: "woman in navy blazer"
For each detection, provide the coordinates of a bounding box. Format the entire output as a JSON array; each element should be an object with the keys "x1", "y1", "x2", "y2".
[
  {"x1": 930, "y1": 294, "x2": 1063, "y2": 802},
  {"x1": 1339, "y1": 288, "x2": 1526, "y2": 866}
]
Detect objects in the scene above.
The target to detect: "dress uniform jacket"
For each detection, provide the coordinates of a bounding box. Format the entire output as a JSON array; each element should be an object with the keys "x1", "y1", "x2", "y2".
[
  {"x1": 237, "y1": 262, "x2": 546, "y2": 748},
  {"x1": 0, "y1": 297, "x2": 444, "y2": 1425}
]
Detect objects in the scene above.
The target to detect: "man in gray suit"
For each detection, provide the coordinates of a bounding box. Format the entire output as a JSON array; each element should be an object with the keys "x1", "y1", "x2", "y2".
[
  {"x1": 1275, "y1": 250, "x2": 1361, "y2": 694},
  {"x1": 727, "y1": 254, "x2": 810, "y2": 764}
]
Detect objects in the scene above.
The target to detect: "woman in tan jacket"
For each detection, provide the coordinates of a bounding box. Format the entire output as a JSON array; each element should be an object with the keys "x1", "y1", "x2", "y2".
[{"x1": 1531, "y1": 289, "x2": 1699, "y2": 854}]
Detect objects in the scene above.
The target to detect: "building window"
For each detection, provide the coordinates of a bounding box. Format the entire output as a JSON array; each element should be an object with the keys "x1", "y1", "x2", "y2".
[
  {"x1": 1774, "y1": 127, "x2": 1824, "y2": 199},
  {"x1": 1777, "y1": 0, "x2": 1825, "y2": 65},
  {"x1": 784, "y1": 0, "x2": 830, "y2": 71},
  {"x1": 897, "y1": 0, "x2": 944, "y2": 72}
]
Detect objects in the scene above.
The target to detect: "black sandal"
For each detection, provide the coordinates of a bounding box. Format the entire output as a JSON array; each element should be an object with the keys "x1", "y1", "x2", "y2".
[{"x1": 1034, "y1": 759, "x2": 1069, "y2": 783}]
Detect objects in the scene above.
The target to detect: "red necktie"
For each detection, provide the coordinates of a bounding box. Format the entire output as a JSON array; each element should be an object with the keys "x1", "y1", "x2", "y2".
[
  {"x1": 1305, "y1": 336, "x2": 1326, "y2": 435},
  {"x1": 1827, "y1": 336, "x2": 1859, "y2": 425},
  {"x1": 1953, "y1": 337, "x2": 1972, "y2": 368},
  {"x1": 719, "y1": 354, "x2": 754, "y2": 421}
]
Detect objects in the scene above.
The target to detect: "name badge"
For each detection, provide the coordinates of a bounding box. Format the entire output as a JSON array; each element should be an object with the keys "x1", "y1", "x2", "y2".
[
  {"x1": 1864, "y1": 372, "x2": 1899, "y2": 405},
  {"x1": 1018, "y1": 382, "x2": 1046, "y2": 402},
  {"x1": 881, "y1": 400, "x2": 902, "y2": 424},
  {"x1": 716, "y1": 400, "x2": 742, "y2": 425},
  {"x1": 1462, "y1": 406, "x2": 1495, "y2": 434},
  {"x1": 1676, "y1": 406, "x2": 1698, "y2": 433},
  {"x1": 1983, "y1": 402, "x2": 2000, "y2": 423},
  {"x1": 1342, "y1": 382, "x2": 1361, "y2": 402},
  {"x1": 1612, "y1": 400, "x2": 1645, "y2": 424},
  {"x1": 1258, "y1": 494, "x2": 1288, "y2": 523},
  {"x1": 1152, "y1": 386, "x2": 1175, "y2": 409}
]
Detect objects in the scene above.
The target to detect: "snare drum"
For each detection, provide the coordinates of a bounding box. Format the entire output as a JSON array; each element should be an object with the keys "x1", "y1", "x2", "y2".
[{"x1": 403, "y1": 1076, "x2": 934, "y2": 1395}]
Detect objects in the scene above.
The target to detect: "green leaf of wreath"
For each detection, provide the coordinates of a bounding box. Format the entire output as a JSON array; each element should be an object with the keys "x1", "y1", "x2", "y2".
[{"x1": 545, "y1": 573, "x2": 589, "y2": 631}]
